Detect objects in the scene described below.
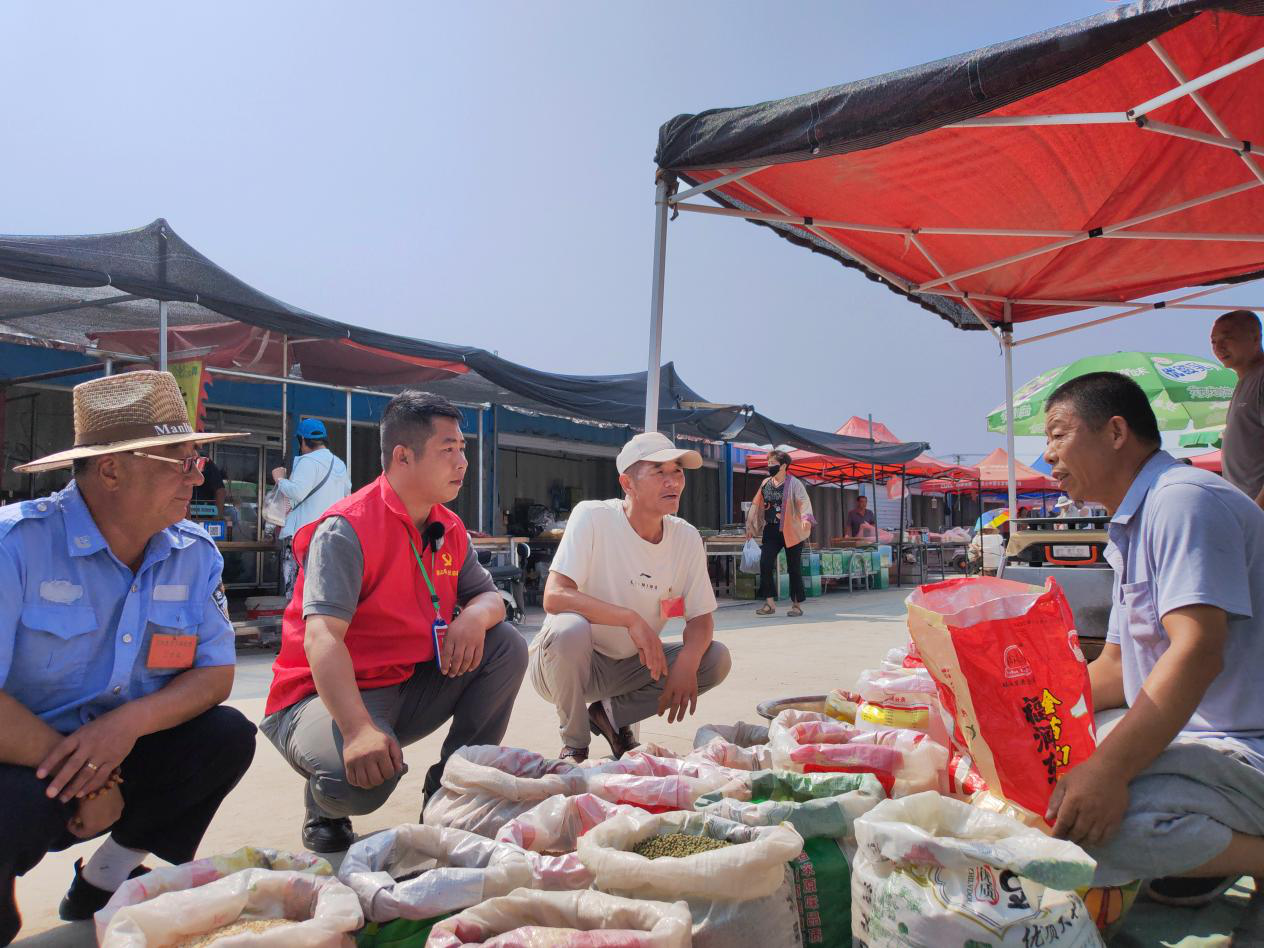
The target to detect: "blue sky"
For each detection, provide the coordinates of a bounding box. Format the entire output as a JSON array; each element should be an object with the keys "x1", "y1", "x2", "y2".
[{"x1": 1, "y1": 1, "x2": 1247, "y2": 459}]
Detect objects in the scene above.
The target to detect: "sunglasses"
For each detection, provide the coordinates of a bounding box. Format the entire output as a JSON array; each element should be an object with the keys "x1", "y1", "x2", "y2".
[{"x1": 132, "y1": 451, "x2": 208, "y2": 475}]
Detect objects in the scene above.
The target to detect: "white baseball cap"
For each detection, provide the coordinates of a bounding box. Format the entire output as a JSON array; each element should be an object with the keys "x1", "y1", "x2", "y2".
[{"x1": 616, "y1": 431, "x2": 704, "y2": 474}]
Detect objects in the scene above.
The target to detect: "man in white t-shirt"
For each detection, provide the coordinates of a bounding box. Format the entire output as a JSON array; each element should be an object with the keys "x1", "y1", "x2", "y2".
[{"x1": 529, "y1": 432, "x2": 731, "y2": 761}]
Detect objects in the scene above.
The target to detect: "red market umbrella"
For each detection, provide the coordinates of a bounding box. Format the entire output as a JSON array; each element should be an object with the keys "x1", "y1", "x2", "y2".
[{"x1": 1189, "y1": 448, "x2": 1224, "y2": 472}]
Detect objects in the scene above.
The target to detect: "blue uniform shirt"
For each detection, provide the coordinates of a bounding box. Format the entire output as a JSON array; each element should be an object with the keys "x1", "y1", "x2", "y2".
[
  {"x1": 1105, "y1": 451, "x2": 1264, "y2": 759},
  {"x1": 0, "y1": 481, "x2": 236, "y2": 734}
]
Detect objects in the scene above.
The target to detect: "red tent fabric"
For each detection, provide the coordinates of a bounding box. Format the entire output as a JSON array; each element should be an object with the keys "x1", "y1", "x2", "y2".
[
  {"x1": 1189, "y1": 448, "x2": 1224, "y2": 472},
  {"x1": 89, "y1": 322, "x2": 468, "y2": 387},
  {"x1": 921, "y1": 448, "x2": 1059, "y2": 493},
  {"x1": 833, "y1": 416, "x2": 954, "y2": 475},
  {"x1": 657, "y1": 2, "x2": 1264, "y2": 331}
]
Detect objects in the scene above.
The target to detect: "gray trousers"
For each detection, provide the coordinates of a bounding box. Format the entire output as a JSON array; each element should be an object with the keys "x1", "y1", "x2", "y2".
[
  {"x1": 260, "y1": 621, "x2": 527, "y2": 819},
  {"x1": 1085, "y1": 734, "x2": 1264, "y2": 886},
  {"x1": 529, "y1": 612, "x2": 732, "y2": 750}
]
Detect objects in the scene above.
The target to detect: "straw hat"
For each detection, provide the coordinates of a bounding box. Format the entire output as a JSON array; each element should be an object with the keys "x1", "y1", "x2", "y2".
[{"x1": 14, "y1": 370, "x2": 247, "y2": 474}]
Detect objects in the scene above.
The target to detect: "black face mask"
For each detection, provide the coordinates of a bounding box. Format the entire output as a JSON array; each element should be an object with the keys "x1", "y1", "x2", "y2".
[{"x1": 768, "y1": 464, "x2": 782, "y2": 476}]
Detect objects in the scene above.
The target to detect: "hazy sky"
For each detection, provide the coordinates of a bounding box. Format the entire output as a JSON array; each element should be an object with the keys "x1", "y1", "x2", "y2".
[{"x1": 2, "y1": 1, "x2": 1249, "y2": 460}]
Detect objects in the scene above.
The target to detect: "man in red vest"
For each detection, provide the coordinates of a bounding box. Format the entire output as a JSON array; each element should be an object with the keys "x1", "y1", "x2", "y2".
[{"x1": 261, "y1": 391, "x2": 527, "y2": 852}]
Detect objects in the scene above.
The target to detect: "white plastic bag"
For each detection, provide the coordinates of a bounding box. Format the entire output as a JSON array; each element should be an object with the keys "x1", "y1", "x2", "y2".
[
  {"x1": 768, "y1": 709, "x2": 947, "y2": 797},
  {"x1": 262, "y1": 486, "x2": 290, "y2": 528},
  {"x1": 494, "y1": 794, "x2": 653, "y2": 890},
  {"x1": 425, "y1": 746, "x2": 592, "y2": 838},
  {"x1": 852, "y1": 793, "x2": 1102, "y2": 948},
  {"x1": 578, "y1": 811, "x2": 806, "y2": 948},
  {"x1": 853, "y1": 666, "x2": 953, "y2": 748},
  {"x1": 338, "y1": 823, "x2": 541, "y2": 923},
  {"x1": 739, "y1": 538, "x2": 761, "y2": 574},
  {"x1": 426, "y1": 888, "x2": 693, "y2": 947},
  {"x1": 696, "y1": 771, "x2": 886, "y2": 948},
  {"x1": 692, "y1": 721, "x2": 769, "y2": 750},
  {"x1": 689, "y1": 736, "x2": 772, "y2": 772},
  {"x1": 96, "y1": 847, "x2": 332, "y2": 940},
  {"x1": 689, "y1": 722, "x2": 772, "y2": 771},
  {"x1": 585, "y1": 751, "x2": 741, "y2": 813},
  {"x1": 100, "y1": 869, "x2": 362, "y2": 947}
]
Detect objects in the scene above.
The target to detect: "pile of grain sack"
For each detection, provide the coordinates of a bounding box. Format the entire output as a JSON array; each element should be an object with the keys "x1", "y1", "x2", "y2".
[{"x1": 93, "y1": 577, "x2": 1123, "y2": 947}]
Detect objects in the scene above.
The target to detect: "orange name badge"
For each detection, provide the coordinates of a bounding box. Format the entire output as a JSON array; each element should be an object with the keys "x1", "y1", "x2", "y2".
[
  {"x1": 147, "y1": 633, "x2": 198, "y2": 670},
  {"x1": 659, "y1": 595, "x2": 686, "y2": 620}
]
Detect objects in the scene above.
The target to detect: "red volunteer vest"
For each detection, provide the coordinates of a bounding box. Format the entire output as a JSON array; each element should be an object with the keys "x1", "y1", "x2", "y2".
[{"x1": 265, "y1": 474, "x2": 468, "y2": 715}]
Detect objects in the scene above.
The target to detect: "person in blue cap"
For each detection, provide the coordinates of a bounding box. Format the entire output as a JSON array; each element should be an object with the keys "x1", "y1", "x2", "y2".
[{"x1": 272, "y1": 418, "x2": 351, "y2": 600}]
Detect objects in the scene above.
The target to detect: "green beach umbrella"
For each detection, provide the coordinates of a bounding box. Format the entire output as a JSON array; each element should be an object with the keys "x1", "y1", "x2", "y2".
[
  {"x1": 1179, "y1": 427, "x2": 1224, "y2": 448},
  {"x1": 987, "y1": 352, "x2": 1237, "y2": 436}
]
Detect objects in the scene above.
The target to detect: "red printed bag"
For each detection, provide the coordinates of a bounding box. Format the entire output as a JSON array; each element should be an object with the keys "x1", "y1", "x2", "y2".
[{"x1": 906, "y1": 576, "x2": 1096, "y2": 826}]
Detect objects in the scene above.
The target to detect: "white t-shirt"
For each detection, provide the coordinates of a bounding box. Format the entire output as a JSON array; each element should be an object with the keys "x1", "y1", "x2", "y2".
[{"x1": 542, "y1": 499, "x2": 718, "y2": 659}]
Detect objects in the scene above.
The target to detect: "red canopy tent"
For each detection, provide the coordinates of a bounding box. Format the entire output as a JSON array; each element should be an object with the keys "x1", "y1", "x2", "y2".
[
  {"x1": 920, "y1": 448, "x2": 1060, "y2": 494},
  {"x1": 649, "y1": 0, "x2": 1264, "y2": 522}
]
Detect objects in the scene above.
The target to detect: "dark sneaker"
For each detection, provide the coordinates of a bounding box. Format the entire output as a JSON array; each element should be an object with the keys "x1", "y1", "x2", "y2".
[
  {"x1": 559, "y1": 745, "x2": 589, "y2": 764},
  {"x1": 588, "y1": 702, "x2": 639, "y2": 760},
  {"x1": 301, "y1": 815, "x2": 354, "y2": 853},
  {"x1": 1144, "y1": 875, "x2": 1236, "y2": 908},
  {"x1": 58, "y1": 859, "x2": 150, "y2": 921}
]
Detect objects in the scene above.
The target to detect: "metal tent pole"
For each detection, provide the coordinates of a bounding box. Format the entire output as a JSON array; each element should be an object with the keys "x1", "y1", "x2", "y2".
[
  {"x1": 644, "y1": 174, "x2": 671, "y2": 433},
  {"x1": 868, "y1": 414, "x2": 878, "y2": 540},
  {"x1": 1002, "y1": 304, "x2": 1018, "y2": 526},
  {"x1": 345, "y1": 389, "x2": 353, "y2": 474},
  {"x1": 158, "y1": 301, "x2": 168, "y2": 370},
  {"x1": 158, "y1": 223, "x2": 169, "y2": 371},
  {"x1": 280, "y1": 335, "x2": 289, "y2": 452},
  {"x1": 478, "y1": 407, "x2": 486, "y2": 532},
  {"x1": 897, "y1": 463, "x2": 907, "y2": 587}
]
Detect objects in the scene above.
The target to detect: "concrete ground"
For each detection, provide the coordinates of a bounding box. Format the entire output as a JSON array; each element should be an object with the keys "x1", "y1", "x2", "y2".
[{"x1": 11, "y1": 588, "x2": 1253, "y2": 946}]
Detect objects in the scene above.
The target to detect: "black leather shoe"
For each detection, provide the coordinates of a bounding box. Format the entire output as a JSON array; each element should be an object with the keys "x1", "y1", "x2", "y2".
[
  {"x1": 302, "y1": 815, "x2": 354, "y2": 853},
  {"x1": 58, "y1": 858, "x2": 150, "y2": 921},
  {"x1": 588, "y1": 702, "x2": 639, "y2": 760}
]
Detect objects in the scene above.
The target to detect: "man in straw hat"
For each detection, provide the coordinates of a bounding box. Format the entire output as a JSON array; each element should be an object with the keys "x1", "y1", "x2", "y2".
[
  {"x1": 530, "y1": 431, "x2": 731, "y2": 762},
  {"x1": 0, "y1": 370, "x2": 257, "y2": 944}
]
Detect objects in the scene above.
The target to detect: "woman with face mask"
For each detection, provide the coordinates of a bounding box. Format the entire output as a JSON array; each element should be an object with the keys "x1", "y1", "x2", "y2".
[{"x1": 745, "y1": 449, "x2": 816, "y2": 616}]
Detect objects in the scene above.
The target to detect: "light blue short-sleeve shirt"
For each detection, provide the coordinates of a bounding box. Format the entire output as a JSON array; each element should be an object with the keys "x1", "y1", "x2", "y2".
[
  {"x1": 1104, "y1": 452, "x2": 1264, "y2": 756},
  {"x1": 0, "y1": 481, "x2": 236, "y2": 734}
]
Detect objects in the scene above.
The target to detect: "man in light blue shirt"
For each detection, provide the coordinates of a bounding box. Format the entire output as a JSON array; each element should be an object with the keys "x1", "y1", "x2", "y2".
[
  {"x1": 1041, "y1": 371, "x2": 1264, "y2": 924},
  {"x1": 271, "y1": 417, "x2": 350, "y2": 599},
  {"x1": 0, "y1": 371, "x2": 256, "y2": 945}
]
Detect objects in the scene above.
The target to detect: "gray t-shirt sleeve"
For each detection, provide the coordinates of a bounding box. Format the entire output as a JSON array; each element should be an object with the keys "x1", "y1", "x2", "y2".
[
  {"x1": 457, "y1": 544, "x2": 498, "y2": 605},
  {"x1": 302, "y1": 516, "x2": 364, "y2": 621}
]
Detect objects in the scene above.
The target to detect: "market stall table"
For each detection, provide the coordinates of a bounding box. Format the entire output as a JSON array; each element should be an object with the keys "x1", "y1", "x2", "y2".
[{"x1": 704, "y1": 534, "x2": 747, "y2": 598}]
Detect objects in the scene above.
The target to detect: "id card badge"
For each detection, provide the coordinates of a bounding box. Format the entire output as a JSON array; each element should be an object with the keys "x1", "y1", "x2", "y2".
[
  {"x1": 432, "y1": 617, "x2": 448, "y2": 671},
  {"x1": 660, "y1": 595, "x2": 686, "y2": 620},
  {"x1": 147, "y1": 633, "x2": 198, "y2": 670}
]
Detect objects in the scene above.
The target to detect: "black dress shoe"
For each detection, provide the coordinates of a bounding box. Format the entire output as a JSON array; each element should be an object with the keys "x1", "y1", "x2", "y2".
[
  {"x1": 302, "y1": 815, "x2": 354, "y2": 853},
  {"x1": 58, "y1": 859, "x2": 150, "y2": 921},
  {"x1": 588, "y1": 702, "x2": 639, "y2": 760}
]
